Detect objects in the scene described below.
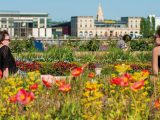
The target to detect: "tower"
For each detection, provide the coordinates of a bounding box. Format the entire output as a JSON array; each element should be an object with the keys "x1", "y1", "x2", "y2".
[{"x1": 96, "y1": 2, "x2": 104, "y2": 22}]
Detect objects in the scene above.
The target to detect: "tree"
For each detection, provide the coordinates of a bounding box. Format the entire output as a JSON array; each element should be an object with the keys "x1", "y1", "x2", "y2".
[
  {"x1": 151, "y1": 17, "x2": 155, "y2": 35},
  {"x1": 140, "y1": 17, "x2": 145, "y2": 35},
  {"x1": 140, "y1": 16, "x2": 155, "y2": 38}
]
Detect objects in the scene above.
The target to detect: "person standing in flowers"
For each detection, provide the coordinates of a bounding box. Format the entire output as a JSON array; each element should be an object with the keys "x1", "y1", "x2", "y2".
[
  {"x1": 117, "y1": 34, "x2": 131, "y2": 51},
  {"x1": 0, "y1": 30, "x2": 18, "y2": 78},
  {"x1": 152, "y1": 26, "x2": 160, "y2": 76}
]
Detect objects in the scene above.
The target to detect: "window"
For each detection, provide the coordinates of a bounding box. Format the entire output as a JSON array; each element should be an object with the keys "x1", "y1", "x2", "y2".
[
  {"x1": 40, "y1": 18, "x2": 45, "y2": 28},
  {"x1": 1, "y1": 18, "x2": 7, "y2": 24},
  {"x1": 47, "y1": 19, "x2": 52, "y2": 28},
  {"x1": 33, "y1": 18, "x2": 38, "y2": 28}
]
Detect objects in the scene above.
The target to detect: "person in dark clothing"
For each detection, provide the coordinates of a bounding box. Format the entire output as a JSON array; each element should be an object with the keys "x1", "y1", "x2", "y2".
[{"x1": 0, "y1": 30, "x2": 18, "y2": 78}]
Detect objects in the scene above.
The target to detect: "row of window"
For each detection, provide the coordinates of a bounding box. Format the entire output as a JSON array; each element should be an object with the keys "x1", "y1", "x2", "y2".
[
  {"x1": 130, "y1": 25, "x2": 138, "y2": 28},
  {"x1": 79, "y1": 24, "x2": 93, "y2": 28},
  {"x1": 78, "y1": 31, "x2": 139, "y2": 35},
  {"x1": 78, "y1": 19, "x2": 93, "y2": 22}
]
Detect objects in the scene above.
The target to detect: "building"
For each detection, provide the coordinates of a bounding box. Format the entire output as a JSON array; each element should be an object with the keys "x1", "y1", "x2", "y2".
[
  {"x1": 71, "y1": 16, "x2": 141, "y2": 38},
  {"x1": 70, "y1": 3, "x2": 141, "y2": 38},
  {"x1": 0, "y1": 11, "x2": 52, "y2": 38},
  {"x1": 71, "y1": 16, "x2": 95, "y2": 37},
  {"x1": 52, "y1": 22, "x2": 71, "y2": 37}
]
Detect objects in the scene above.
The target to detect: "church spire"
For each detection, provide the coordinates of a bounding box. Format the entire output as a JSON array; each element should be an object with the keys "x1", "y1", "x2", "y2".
[{"x1": 96, "y1": 2, "x2": 104, "y2": 22}]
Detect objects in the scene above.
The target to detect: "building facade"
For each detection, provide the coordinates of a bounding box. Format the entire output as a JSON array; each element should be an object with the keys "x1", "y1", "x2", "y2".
[
  {"x1": 71, "y1": 16, "x2": 95, "y2": 37},
  {"x1": 71, "y1": 16, "x2": 141, "y2": 38},
  {"x1": 0, "y1": 11, "x2": 52, "y2": 38},
  {"x1": 71, "y1": 3, "x2": 141, "y2": 38}
]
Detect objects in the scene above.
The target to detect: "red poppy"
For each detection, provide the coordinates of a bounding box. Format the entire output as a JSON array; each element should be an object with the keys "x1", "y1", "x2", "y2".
[
  {"x1": 88, "y1": 72, "x2": 95, "y2": 78},
  {"x1": 42, "y1": 78, "x2": 52, "y2": 88},
  {"x1": 30, "y1": 83, "x2": 38, "y2": 90},
  {"x1": 131, "y1": 80, "x2": 145, "y2": 91},
  {"x1": 55, "y1": 80, "x2": 66, "y2": 87},
  {"x1": 71, "y1": 67, "x2": 83, "y2": 77},
  {"x1": 142, "y1": 70, "x2": 150, "y2": 75},
  {"x1": 155, "y1": 98, "x2": 160, "y2": 109},
  {"x1": 9, "y1": 95, "x2": 17, "y2": 103},
  {"x1": 24, "y1": 92, "x2": 35, "y2": 105},
  {"x1": 124, "y1": 73, "x2": 131, "y2": 79},
  {"x1": 120, "y1": 76, "x2": 129, "y2": 87},
  {"x1": 59, "y1": 84, "x2": 71, "y2": 92},
  {"x1": 111, "y1": 77, "x2": 122, "y2": 85}
]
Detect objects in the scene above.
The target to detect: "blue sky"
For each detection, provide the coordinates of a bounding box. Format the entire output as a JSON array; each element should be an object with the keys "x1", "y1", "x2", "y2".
[{"x1": 0, "y1": 0, "x2": 159, "y2": 21}]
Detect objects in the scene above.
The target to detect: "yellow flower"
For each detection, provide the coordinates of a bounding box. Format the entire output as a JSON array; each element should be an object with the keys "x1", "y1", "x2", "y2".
[{"x1": 115, "y1": 64, "x2": 131, "y2": 74}]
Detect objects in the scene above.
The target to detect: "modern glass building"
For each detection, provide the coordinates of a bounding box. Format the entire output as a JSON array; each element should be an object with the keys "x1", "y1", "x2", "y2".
[{"x1": 0, "y1": 11, "x2": 52, "y2": 39}]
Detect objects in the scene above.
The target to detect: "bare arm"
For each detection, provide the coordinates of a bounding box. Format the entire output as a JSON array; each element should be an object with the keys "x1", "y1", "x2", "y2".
[
  {"x1": 152, "y1": 47, "x2": 159, "y2": 76},
  {"x1": 3, "y1": 68, "x2": 9, "y2": 78}
]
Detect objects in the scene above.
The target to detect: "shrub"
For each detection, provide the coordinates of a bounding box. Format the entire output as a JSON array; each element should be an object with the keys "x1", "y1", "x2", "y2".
[
  {"x1": 79, "y1": 39, "x2": 100, "y2": 51},
  {"x1": 130, "y1": 40, "x2": 153, "y2": 51},
  {"x1": 10, "y1": 39, "x2": 35, "y2": 53}
]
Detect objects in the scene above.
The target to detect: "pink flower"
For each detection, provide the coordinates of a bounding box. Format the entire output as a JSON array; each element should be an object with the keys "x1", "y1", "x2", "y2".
[{"x1": 16, "y1": 88, "x2": 35, "y2": 105}]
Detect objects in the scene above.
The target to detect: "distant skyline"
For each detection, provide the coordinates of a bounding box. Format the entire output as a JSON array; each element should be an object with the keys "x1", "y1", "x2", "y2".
[{"x1": 0, "y1": 0, "x2": 160, "y2": 21}]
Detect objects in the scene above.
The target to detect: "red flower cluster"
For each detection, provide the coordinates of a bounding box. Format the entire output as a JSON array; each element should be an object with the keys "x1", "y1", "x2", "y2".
[
  {"x1": 130, "y1": 64, "x2": 151, "y2": 73},
  {"x1": 16, "y1": 61, "x2": 41, "y2": 72},
  {"x1": 111, "y1": 73, "x2": 131, "y2": 87},
  {"x1": 111, "y1": 72, "x2": 146, "y2": 91},
  {"x1": 52, "y1": 61, "x2": 78, "y2": 76}
]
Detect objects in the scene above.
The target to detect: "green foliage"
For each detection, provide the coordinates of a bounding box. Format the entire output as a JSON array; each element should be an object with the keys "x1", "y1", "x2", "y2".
[
  {"x1": 46, "y1": 46, "x2": 74, "y2": 62},
  {"x1": 140, "y1": 17, "x2": 155, "y2": 38},
  {"x1": 136, "y1": 52, "x2": 152, "y2": 62},
  {"x1": 39, "y1": 62, "x2": 55, "y2": 75},
  {"x1": 103, "y1": 48, "x2": 134, "y2": 63},
  {"x1": 79, "y1": 39, "x2": 100, "y2": 51},
  {"x1": 10, "y1": 39, "x2": 35, "y2": 53},
  {"x1": 108, "y1": 40, "x2": 117, "y2": 48},
  {"x1": 130, "y1": 40, "x2": 154, "y2": 51}
]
